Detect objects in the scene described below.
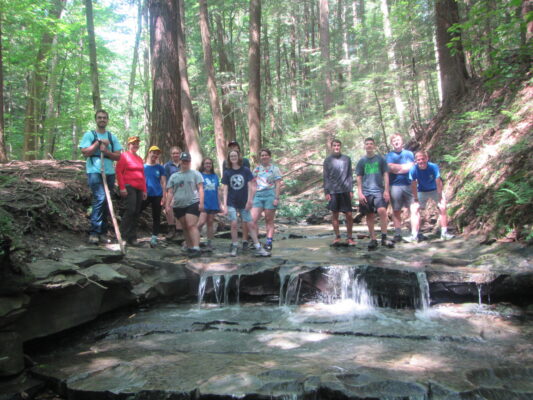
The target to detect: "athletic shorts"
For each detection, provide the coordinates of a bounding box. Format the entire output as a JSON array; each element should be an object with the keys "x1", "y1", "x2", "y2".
[
  {"x1": 204, "y1": 209, "x2": 219, "y2": 215},
  {"x1": 327, "y1": 192, "x2": 353, "y2": 213},
  {"x1": 253, "y1": 189, "x2": 277, "y2": 210},
  {"x1": 173, "y1": 202, "x2": 200, "y2": 219},
  {"x1": 390, "y1": 185, "x2": 413, "y2": 211},
  {"x1": 418, "y1": 190, "x2": 440, "y2": 209},
  {"x1": 227, "y1": 206, "x2": 252, "y2": 222},
  {"x1": 359, "y1": 194, "x2": 388, "y2": 215}
]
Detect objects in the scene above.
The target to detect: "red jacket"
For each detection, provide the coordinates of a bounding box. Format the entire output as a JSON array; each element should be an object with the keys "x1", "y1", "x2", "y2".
[{"x1": 116, "y1": 151, "x2": 147, "y2": 192}]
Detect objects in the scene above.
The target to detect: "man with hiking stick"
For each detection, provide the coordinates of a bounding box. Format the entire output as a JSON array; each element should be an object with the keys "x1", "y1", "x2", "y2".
[{"x1": 80, "y1": 110, "x2": 122, "y2": 245}]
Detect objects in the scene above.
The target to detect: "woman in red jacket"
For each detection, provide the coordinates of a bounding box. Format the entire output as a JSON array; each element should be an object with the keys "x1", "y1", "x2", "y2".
[{"x1": 116, "y1": 136, "x2": 147, "y2": 246}]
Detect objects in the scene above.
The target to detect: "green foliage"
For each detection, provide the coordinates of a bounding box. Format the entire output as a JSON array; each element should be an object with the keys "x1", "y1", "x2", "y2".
[
  {"x1": 277, "y1": 196, "x2": 323, "y2": 219},
  {"x1": 495, "y1": 179, "x2": 533, "y2": 208}
]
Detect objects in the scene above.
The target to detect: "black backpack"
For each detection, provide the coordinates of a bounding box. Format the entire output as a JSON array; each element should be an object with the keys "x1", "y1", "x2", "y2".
[{"x1": 89, "y1": 130, "x2": 115, "y2": 164}]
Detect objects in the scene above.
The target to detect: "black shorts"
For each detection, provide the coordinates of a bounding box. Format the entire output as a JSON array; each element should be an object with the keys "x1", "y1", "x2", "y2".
[
  {"x1": 204, "y1": 209, "x2": 219, "y2": 215},
  {"x1": 359, "y1": 194, "x2": 388, "y2": 215},
  {"x1": 173, "y1": 202, "x2": 200, "y2": 219},
  {"x1": 327, "y1": 192, "x2": 353, "y2": 213}
]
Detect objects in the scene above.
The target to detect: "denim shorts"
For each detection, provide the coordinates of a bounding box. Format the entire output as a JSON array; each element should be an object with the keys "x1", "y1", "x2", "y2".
[
  {"x1": 252, "y1": 189, "x2": 277, "y2": 210},
  {"x1": 227, "y1": 206, "x2": 252, "y2": 222}
]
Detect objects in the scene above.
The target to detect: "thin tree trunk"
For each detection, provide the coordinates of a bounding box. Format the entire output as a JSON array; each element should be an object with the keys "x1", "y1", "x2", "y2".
[
  {"x1": 44, "y1": 35, "x2": 60, "y2": 158},
  {"x1": 289, "y1": 11, "x2": 298, "y2": 117},
  {"x1": 177, "y1": 0, "x2": 203, "y2": 169},
  {"x1": 263, "y1": 19, "x2": 277, "y2": 136},
  {"x1": 23, "y1": 0, "x2": 66, "y2": 161},
  {"x1": 72, "y1": 36, "x2": 83, "y2": 160},
  {"x1": 149, "y1": 0, "x2": 183, "y2": 161},
  {"x1": 373, "y1": 90, "x2": 389, "y2": 152},
  {"x1": 125, "y1": 0, "x2": 143, "y2": 132},
  {"x1": 198, "y1": 0, "x2": 226, "y2": 174},
  {"x1": 248, "y1": 0, "x2": 261, "y2": 163},
  {"x1": 380, "y1": 0, "x2": 405, "y2": 127},
  {"x1": 142, "y1": 0, "x2": 151, "y2": 137},
  {"x1": 319, "y1": 0, "x2": 333, "y2": 116},
  {"x1": 0, "y1": 11, "x2": 7, "y2": 163},
  {"x1": 84, "y1": 0, "x2": 102, "y2": 110},
  {"x1": 523, "y1": 0, "x2": 533, "y2": 43}
]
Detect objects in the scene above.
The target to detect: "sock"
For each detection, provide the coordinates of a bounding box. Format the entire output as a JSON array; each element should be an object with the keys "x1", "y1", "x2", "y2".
[
  {"x1": 395, "y1": 228, "x2": 401, "y2": 235},
  {"x1": 192, "y1": 246, "x2": 200, "y2": 250},
  {"x1": 232, "y1": 242, "x2": 239, "y2": 246},
  {"x1": 255, "y1": 243, "x2": 261, "y2": 249},
  {"x1": 441, "y1": 227, "x2": 447, "y2": 235},
  {"x1": 266, "y1": 237, "x2": 273, "y2": 244},
  {"x1": 412, "y1": 230, "x2": 418, "y2": 237}
]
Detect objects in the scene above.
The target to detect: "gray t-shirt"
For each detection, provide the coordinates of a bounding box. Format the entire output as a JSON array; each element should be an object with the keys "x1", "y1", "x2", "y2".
[
  {"x1": 355, "y1": 155, "x2": 388, "y2": 196},
  {"x1": 167, "y1": 169, "x2": 203, "y2": 208}
]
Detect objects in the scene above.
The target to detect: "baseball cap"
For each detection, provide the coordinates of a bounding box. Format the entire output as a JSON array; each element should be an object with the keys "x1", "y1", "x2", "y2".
[
  {"x1": 179, "y1": 152, "x2": 191, "y2": 161},
  {"x1": 148, "y1": 145, "x2": 161, "y2": 152},
  {"x1": 228, "y1": 141, "x2": 240, "y2": 148},
  {"x1": 127, "y1": 136, "x2": 141, "y2": 144}
]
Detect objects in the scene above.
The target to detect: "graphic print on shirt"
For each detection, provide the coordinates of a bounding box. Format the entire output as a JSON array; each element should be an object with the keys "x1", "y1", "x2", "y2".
[
  {"x1": 364, "y1": 161, "x2": 380, "y2": 175},
  {"x1": 204, "y1": 176, "x2": 217, "y2": 191},
  {"x1": 230, "y1": 174, "x2": 245, "y2": 190}
]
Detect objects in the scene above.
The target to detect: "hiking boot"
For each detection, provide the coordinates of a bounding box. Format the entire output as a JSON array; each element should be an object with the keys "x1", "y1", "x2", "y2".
[
  {"x1": 254, "y1": 246, "x2": 271, "y2": 257},
  {"x1": 440, "y1": 232, "x2": 455, "y2": 241},
  {"x1": 187, "y1": 248, "x2": 202, "y2": 258},
  {"x1": 381, "y1": 237, "x2": 395, "y2": 248},
  {"x1": 242, "y1": 241, "x2": 251, "y2": 251},
  {"x1": 393, "y1": 234, "x2": 403, "y2": 243},
  {"x1": 229, "y1": 243, "x2": 238, "y2": 257},
  {"x1": 367, "y1": 239, "x2": 378, "y2": 250},
  {"x1": 88, "y1": 234, "x2": 99, "y2": 245},
  {"x1": 264, "y1": 241, "x2": 273, "y2": 251},
  {"x1": 417, "y1": 233, "x2": 429, "y2": 242},
  {"x1": 150, "y1": 236, "x2": 158, "y2": 248},
  {"x1": 346, "y1": 238, "x2": 357, "y2": 246}
]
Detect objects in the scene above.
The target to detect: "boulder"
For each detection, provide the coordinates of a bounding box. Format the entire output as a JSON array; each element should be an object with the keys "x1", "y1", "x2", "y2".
[{"x1": 0, "y1": 331, "x2": 24, "y2": 377}]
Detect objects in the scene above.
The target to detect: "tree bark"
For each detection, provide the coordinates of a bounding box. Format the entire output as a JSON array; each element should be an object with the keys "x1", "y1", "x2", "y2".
[
  {"x1": 177, "y1": 0, "x2": 203, "y2": 169},
  {"x1": 0, "y1": 12, "x2": 7, "y2": 163},
  {"x1": 435, "y1": 0, "x2": 469, "y2": 107},
  {"x1": 84, "y1": 0, "x2": 102, "y2": 111},
  {"x1": 248, "y1": 0, "x2": 261, "y2": 163},
  {"x1": 149, "y1": 0, "x2": 184, "y2": 161},
  {"x1": 44, "y1": 35, "x2": 61, "y2": 158},
  {"x1": 23, "y1": 0, "x2": 66, "y2": 161},
  {"x1": 319, "y1": 0, "x2": 333, "y2": 115},
  {"x1": 524, "y1": 0, "x2": 533, "y2": 43},
  {"x1": 125, "y1": 0, "x2": 144, "y2": 132},
  {"x1": 198, "y1": 0, "x2": 226, "y2": 173},
  {"x1": 142, "y1": 0, "x2": 151, "y2": 137},
  {"x1": 289, "y1": 10, "x2": 299, "y2": 117}
]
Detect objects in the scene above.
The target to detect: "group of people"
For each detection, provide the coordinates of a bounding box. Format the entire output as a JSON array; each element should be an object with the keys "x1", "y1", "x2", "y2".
[
  {"x1": 324, "y1": 135, "x2": 453, "y2": 250},
  {"x1": 80, "y1": 110, "x2": 282, "y2": 257}
]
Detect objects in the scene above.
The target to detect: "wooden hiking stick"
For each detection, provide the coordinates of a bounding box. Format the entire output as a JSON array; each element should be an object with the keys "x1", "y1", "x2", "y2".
[{"x1": 100, "y1": 151, "x2": 125, "y2": 254}]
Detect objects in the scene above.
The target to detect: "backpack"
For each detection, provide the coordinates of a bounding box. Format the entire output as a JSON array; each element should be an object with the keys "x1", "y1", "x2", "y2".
[{"x1": 89, "y1": 130, "x2": 115, "y2": 165}]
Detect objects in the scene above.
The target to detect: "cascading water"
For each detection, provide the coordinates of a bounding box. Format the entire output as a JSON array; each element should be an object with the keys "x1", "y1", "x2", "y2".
[
  {"x1": 416, "y1": 271, "x2": 431, "y2": 310},
  {"x1": 197, "y1": 275, "x2": 208, "y2": 305},
  {"x1": 323, "y1": 266, "x2": 376, "y2": 309},
  {"x1": 212, "y1": 275, "x2": 223, "y2": 304}
]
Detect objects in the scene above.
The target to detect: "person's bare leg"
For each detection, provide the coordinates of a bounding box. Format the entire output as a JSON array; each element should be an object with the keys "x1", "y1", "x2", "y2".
[
  {"x1": 264, "y1": 209, "x2": 276, "y2": 238},
  {"x1": 242, "y1": 222, "x2": 249, "y2": 242},
  {"x1": 345, "y1": 211, "x2": 353, "y2": 238},
  {"x1": 377, "y1": 207, "x2": 388, "y2": 234},
  {"x1": 230, "y1": 220, "x2": 239, "y2": 243},
  {"x1": 184, "y1": 213, "x2": 200, "y2": 247},
  {"x1": 247, "y1": 220, "x2": 260, "y2": 245},
  {"x1": 331, "y1": 211, "x2": 340, "y2": 238},
  {"x1": 392, "y1": 210, "x2": 402, "y2": 231},
  {"x1": 197, "y1": 212, "x2": 207, "y2": 232},
  {"x1": 367, "y1": 213, "x2": 376, "y2": 240},
  {"x1": 251, "y1": 207, "x2": 262, "y2": 238},
  {"x1": 410, "y1": 202, "x2": 420, "y2": 236},
  {"x1": 206, "y1": 214, "x2": 215, "y2": 240},
  {"x1": 179, "y1": 216, "x2": 191, "y2": 248}
]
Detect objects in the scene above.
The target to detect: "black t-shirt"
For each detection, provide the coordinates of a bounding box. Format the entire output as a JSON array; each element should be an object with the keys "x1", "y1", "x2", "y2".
[
  {"x1": 221, "y1": 166, "x2": 254, "y2": 209},
  {"x1": 223, "y1": 157, "x2": 251, "y2": 171}
]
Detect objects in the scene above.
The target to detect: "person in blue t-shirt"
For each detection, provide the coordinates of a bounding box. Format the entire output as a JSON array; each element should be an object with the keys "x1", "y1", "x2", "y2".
[
  {"x1": 409, "y1": 150, "x2": 454, "y2": 242},
  {"x1": 221, "y1": 150, "x2": 270, "y2": 257},
  {"x1": 386, "y1": 134, "x2": 415, "y2": 243},
  {"x1": 197, "y1": 157, "x2": 220, "y2": 250},
  {"x1": 79, "y1": 109, "x2": 122, "y2": 245},
  {"x1": 141, "y1": 145, "x2": 167, "y2": 248}
]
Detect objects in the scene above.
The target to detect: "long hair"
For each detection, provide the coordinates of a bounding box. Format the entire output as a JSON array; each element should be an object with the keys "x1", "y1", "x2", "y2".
[
  {"x1": 199, "y1": 157, "x2": 215, "y2": 173},
  {"x1": 226, "y1": 150, "x2": 243, "y2": 168}
]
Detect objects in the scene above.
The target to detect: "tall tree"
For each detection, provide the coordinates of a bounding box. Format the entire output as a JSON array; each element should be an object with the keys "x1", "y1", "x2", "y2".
[
  {"x1": 22, "y1": 0, "x2": 66, "y2": 161},
  {"x1": 319, "y1": 0, "x2": 333, "y2": 115},
  {"x1": 0, "y1": 9, "x2": 6, "y2": 163},
  {"x1": 198, "y1": 0, "x2": 226, "y2": 173},
  {"x1": 149, "y1": 0, "x2": 183, "y2": 160},
  {"x1": 248, "y1": 0, "x2": 261, "y2": 163},
  {"x1": 84, "y1": 0, "x2": 102, "y2": 110},
  {"x1": 177, "y1": 0, "x2": 203, "y2": 169},
  {"x1": 435, "y1": 0, "x2": 468, "y2": 106},
  {"x1": 125, "y1": 0, "x2": 144, "y2": 132}
]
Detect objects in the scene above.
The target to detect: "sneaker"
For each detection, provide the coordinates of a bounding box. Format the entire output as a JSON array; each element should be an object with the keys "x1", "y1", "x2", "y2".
[
  {"x1": 88, "y1": 234, "x2": 99, "y2": 245},
  {"x1": 331, "y1": 237, "x2": 341, "y2": 246},
  {"x1": 99, "y1": 234, "x2": 113, "y2": 244},
  {"x1": 367, "y1": 239, "x2": 378, "y2": 250},
  {"x1": 229, "y1": 243, "x2": 238, "y2": 257},
  {"x1": 187, "y1": 248, "x2": 202, "y2": 258},
  {"x1": 346, "y1": 238, "x2": 357, "y2": 246},
  {"x1": 264, "y1": 241, "x2": 273, "y2": 251},
  {"x1": 417, "y1": 233, "x2": 429, "y2": 242},
  {"x1": 381, "y1": 237, "x2": 395, "y2": 248},
  {"x1": 242, "y1": 241, "x2": 250, "y2": 251},
  {"x1": 254, "y1": 246, "x2": 271, "y2": 257},
  {"x1": 440, "y1": 232, "x2": 455, "y2": 241},
  {"x1": 393, "y1": 234, "x2": 403, "y2": 243},
  {"x1": 150, "y1": 236, "x2": 158, "y2": 248}
]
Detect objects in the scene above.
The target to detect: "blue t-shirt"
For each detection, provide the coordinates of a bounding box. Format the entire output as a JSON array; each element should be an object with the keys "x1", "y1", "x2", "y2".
[
  {"x1": 386, "y1": 149, "x2": 414, "y2": 186},
  {"x1": 144, "y1": 164, "x2": 166, "y2": 197},
  {"x1": 164, "y1": 161, "x2": 180, "y2": 180},
  {"x1": 79, "y1": 131, "x2": 123, "y2": 175},
  {"x1": 221, "y1": 166, "x2": 254, "y2": 209},
  {"x1": 409, "y1": 162, "x2": 440, "y2": 192},
  {"x1": 202, "y1": 173, "x2": 220, "y2": 211}
]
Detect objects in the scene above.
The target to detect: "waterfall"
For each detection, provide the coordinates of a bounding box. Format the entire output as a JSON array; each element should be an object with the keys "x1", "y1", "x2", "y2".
[
  {"x1": 278, "y1": 270, "x2": 288, "y2": 306},
  {"x1": 323, "y1": 266, "x2": 376, "y2": 309},
  {"x1": 223, "y1": 274, "x2": 232, "y2": 305},
  {"x1": 477, "y1": 283, "x2": 483, "y2": 306},
  {"x1": 416, "y1": 271, "x2": 431, "y2": 310},
  {"x1": 197, "y1": 275, "x2": 208, "y2": 306},
  {"x1": 212, "y1": 275, "x2": 223, "y2": 304}
]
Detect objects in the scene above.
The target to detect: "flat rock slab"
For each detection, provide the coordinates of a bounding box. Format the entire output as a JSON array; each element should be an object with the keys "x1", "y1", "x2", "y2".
[{"x1": 32, "y1": 303, "x2": 533, "y2": 399}]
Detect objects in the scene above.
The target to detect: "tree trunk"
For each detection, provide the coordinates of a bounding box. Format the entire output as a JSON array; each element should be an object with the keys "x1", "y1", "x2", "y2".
[
  {"x1": 248, "y1": 0, "x2": 261, "y2": 164},
  {"x1": 215, "y1": 13, "x2": 237, "y2": 142},
  {"x1": 84, "y1": 0, "x2": 102, "y2": 111},
  {"x1": 149, "y1": 0, "x2": 184, "y2": 161},
  {"x1": 177, "y1": 0, "x2": 203, "y2": 169},
  {"x1": 0, "y1": 12, "x2": 7, "y2": 163},
  {"x1": 23, "y1": 0, "x2": 66, "y2": 161},
  {"x1": 72, "y1": 36, "x2": 84, "y2": 160},
  {"x1": 524, "y1": 0, "x2": 533, "y2": 43},
  {"x1": 263, "y1": 19, "x2": 277, "y2": 136},
  {"x1": 289, "y1": 10, "x2": 299, "y2": 117},
  {"x1": 435, "y1": 0, "x2": 468, "y2": 107},
  {"x1": 44, "y1": 35, "x2": 61, "y2": 158},
  {"x1": 380, "y1": 0, "x2": 406, "y2": 128},
  {"x1": 125, "y1": 0, "x2": 144, "y2": 132},
  {"x1": 142, "y1": 0, "x2": 151, "y2": 137},
  {"x1": 319, "y1": 0, "x2": 333, "y2": 116},
  {"x1": 198, "y1": 0, "x2": 226, "y2": 173}
]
